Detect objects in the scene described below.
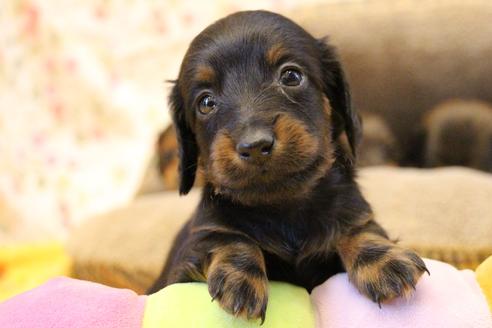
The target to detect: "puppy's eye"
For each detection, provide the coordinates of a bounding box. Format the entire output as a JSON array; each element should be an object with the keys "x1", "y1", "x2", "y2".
[
  {"x1": 280, "y1": 69, "x2": 303, "y2": 87},
  {"x1": 198, "y1": 95, "x2": 216, "y2": 115}
]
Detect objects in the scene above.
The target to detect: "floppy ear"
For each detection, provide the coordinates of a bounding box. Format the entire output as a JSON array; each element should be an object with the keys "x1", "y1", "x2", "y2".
[
  {"x1": 317, "y1": 38, "x2": 361, "y2": 157},
  {"x1": 168, "y1": 81, "x2": 198, "y2": 195}
]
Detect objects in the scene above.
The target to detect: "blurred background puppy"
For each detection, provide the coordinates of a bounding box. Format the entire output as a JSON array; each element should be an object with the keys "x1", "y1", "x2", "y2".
[{"x1": 423, "y1": 100, "x2": 492, "y2": 171}]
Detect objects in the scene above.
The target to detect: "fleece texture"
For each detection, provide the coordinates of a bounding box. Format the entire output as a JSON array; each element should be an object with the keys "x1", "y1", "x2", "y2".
[
  {"x1": 1, "y1": 259, "x2": 491, "y2": 328},
  {"x1": 311, "y1": 259, "x2": 492, "y2": 328},
  {"x1": 0, "y1": 242, "x2": 71, "y2": 301},
  {"x1": 476, "y1": 255, "x2": 492, "y2": 313},
  {"x1": 0, "y1": 277, "x2": 146, "y2": 328},
  {"x1": 143, "y1": 281, "x2": 315, "y2": 328}
]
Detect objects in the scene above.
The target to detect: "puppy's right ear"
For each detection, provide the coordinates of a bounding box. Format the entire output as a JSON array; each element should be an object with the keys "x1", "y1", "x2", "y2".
[
  {"x1": 169, "y1": 81, "x2": 198, "y2": 195},
  {"x1": 317, "y1": 38, "x2": 361, "y2": 158}
]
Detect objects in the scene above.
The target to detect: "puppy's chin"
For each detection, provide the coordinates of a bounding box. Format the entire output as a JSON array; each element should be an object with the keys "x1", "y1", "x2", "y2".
[{"x1": 209, "y1": 153, "x2": 333, "y2": 206}]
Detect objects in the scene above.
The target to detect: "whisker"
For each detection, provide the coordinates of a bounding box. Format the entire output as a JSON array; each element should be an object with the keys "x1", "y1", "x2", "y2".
[
  {"x1": 278, "y1": 86, "x2": 301, "y2": 106},
  {"x1": 251, "y1": 84, "x2": 277, "y2": 104}
]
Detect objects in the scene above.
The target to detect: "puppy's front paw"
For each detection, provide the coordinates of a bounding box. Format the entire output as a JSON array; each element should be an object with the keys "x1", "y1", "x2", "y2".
[
  {"x1": 349, "y1": 246, "x2": 428, "y2": 305},
  {"x1": 208, "y1": 267, "x2": 269, "y2": 323}
]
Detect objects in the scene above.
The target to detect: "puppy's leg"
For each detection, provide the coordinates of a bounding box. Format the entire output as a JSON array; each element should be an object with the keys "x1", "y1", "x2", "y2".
[
  {"x1": 207, "y1": 241, "x2": 268, "y2": 323},
  {"x1": 337, "y1": 216, "x2": 428, "y2": 305},
  {"x1": 162, "y1": 232, "x2": 268, "y2": 322}
]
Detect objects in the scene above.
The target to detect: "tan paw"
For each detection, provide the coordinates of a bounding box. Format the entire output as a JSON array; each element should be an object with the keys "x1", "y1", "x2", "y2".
[
  {"x1": 208, "y1": 266, "x2": 269, "y2": 323},
  {"x1": 349, "y1": 246, "x2": 428, "y2": 305}
]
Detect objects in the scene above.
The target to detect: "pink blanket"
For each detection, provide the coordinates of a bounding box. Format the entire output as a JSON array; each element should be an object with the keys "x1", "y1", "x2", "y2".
[
  {"x1": 312, "y1": 259, "x2": 492, "y2": 328},
  {"x1": 0, "y1": 277, "x2": 146, "y2": 328}
]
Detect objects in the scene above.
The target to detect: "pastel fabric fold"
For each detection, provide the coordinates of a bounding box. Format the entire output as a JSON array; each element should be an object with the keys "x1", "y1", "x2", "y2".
[
  {"x1": 143, "y1": 282, "x2": 315, "y2": 328},
  {"x1": 311, "y1": 259, "x2": 492, "y2": 328},
  {"x1": 0, "y1": 277, "x2": 146, "y2": 328},
  {"x1": 1, "y1": 258, "x2": 491, "y2": 328}
]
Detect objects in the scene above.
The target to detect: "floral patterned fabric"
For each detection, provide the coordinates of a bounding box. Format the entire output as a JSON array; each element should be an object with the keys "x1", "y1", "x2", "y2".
[{"x1": 0, "y1": 0, "x2": 333, "y2": 241}]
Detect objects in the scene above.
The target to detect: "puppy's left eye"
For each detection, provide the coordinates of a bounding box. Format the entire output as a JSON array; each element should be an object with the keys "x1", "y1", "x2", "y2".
[
  {"x1": 280, "y1": 69, "x2": 303, "y2": 87},
  {"x1": 197, "y1": 95, "x2": 217, "y2": 115}
]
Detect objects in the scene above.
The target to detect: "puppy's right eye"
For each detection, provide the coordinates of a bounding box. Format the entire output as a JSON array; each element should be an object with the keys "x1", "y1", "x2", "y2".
[
  {"x1": 198, "y1": 95, "x2": 216, "y2": 115},
  {"x1": 280, "y1": 68, "x2": 303, "y2": 87}
]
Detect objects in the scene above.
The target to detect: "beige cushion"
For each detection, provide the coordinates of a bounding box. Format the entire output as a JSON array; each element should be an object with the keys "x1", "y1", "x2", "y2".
[
  {"x1": 359, "y1": 167, "x2": 492, "y2": 268},
  {"x1": 68, "y1": 190, "x2": 198, "y2": 293},
  {"x1": 68, "y1": 167, "x2": 492, "y2": 292}
]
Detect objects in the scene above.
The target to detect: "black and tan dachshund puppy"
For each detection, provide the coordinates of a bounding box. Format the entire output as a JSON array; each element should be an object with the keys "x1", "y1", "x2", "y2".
[{"x1": 148, "y1": 10, "x2": 428, "y2": 323}]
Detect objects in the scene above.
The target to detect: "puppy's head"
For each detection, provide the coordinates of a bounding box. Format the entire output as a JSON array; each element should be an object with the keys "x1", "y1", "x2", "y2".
[{"x1": 170, "y1": 10, "x2": 360, "y2": 205}]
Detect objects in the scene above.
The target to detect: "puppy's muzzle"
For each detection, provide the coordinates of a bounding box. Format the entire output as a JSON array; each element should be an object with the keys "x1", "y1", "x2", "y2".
[{"x1": 236, "y1": 129, "x2": 275, "y2": 164}]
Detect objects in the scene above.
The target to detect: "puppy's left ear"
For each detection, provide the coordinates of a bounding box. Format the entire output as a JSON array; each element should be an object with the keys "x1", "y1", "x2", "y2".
[
  {"x1": 169, "y1": 81, "x2": 198, "y2": 195},
  {"x1": 317, "y1": 38, "x2": 361, "y2": 157}
]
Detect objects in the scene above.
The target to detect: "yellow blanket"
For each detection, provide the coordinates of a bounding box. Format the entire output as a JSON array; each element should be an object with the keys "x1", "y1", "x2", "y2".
[{"x1": 0, "y1": 242, "x2": 71, "y2": 301}]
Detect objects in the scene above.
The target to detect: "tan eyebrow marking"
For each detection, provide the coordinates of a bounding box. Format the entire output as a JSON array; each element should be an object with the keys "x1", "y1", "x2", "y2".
[
  {"x1": 266, "y1": 43, "x2": 286, "y2": 66},
  {"x1": 194, "y1": 65, "x2": 215, "y2": 83}
]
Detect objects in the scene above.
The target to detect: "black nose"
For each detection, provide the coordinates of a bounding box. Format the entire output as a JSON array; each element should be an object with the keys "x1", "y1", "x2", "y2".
[{"x1": 236, "y1": 130, "x2": 274, "y2": 162}]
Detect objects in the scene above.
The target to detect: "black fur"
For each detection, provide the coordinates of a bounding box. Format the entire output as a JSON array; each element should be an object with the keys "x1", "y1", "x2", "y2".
[
  {"x1": 169, "y1": 83, "x2": 198, "y2": 195},
  {"x1": 148, "y1": 10, "x2": 426, "y2": 322}
]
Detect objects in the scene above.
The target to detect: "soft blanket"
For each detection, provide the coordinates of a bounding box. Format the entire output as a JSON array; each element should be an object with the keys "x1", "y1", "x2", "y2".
[{"x1": 1, "y1": 259, "x2": 491, "y2": 328}]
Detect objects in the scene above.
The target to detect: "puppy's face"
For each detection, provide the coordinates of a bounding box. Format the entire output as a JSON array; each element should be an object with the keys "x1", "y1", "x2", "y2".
[{"x1": 170, "y1": 11, "x2": 360, "y2": 205}]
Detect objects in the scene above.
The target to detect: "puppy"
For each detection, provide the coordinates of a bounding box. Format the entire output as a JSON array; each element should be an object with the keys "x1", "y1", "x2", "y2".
[
  {"x1": 156, "y1": 125, "x2": 205, "y2": 190},
  {"x1": 358, "y1": 114, "x2": 399, "y2": 166},
  {"x1": 423, "y1": 99, "x2": 492, "y2": 172},
  {"x1": 148, "y1": 11, "x2": 427, "y2": 323}
]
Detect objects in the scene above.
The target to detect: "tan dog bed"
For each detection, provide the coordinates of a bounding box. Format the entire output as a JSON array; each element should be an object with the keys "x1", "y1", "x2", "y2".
[{"x1": 68, "y1": 167, "x2": 492, "y2": 293}]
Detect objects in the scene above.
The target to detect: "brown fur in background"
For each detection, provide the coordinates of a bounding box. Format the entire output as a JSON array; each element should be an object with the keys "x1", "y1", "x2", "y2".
[
  {"x1": 423, "y1": 100, "x2": 492, "y2": 171},
  {"x1": 357, "y1": 114, "x2": 398, "y2": 167}
]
